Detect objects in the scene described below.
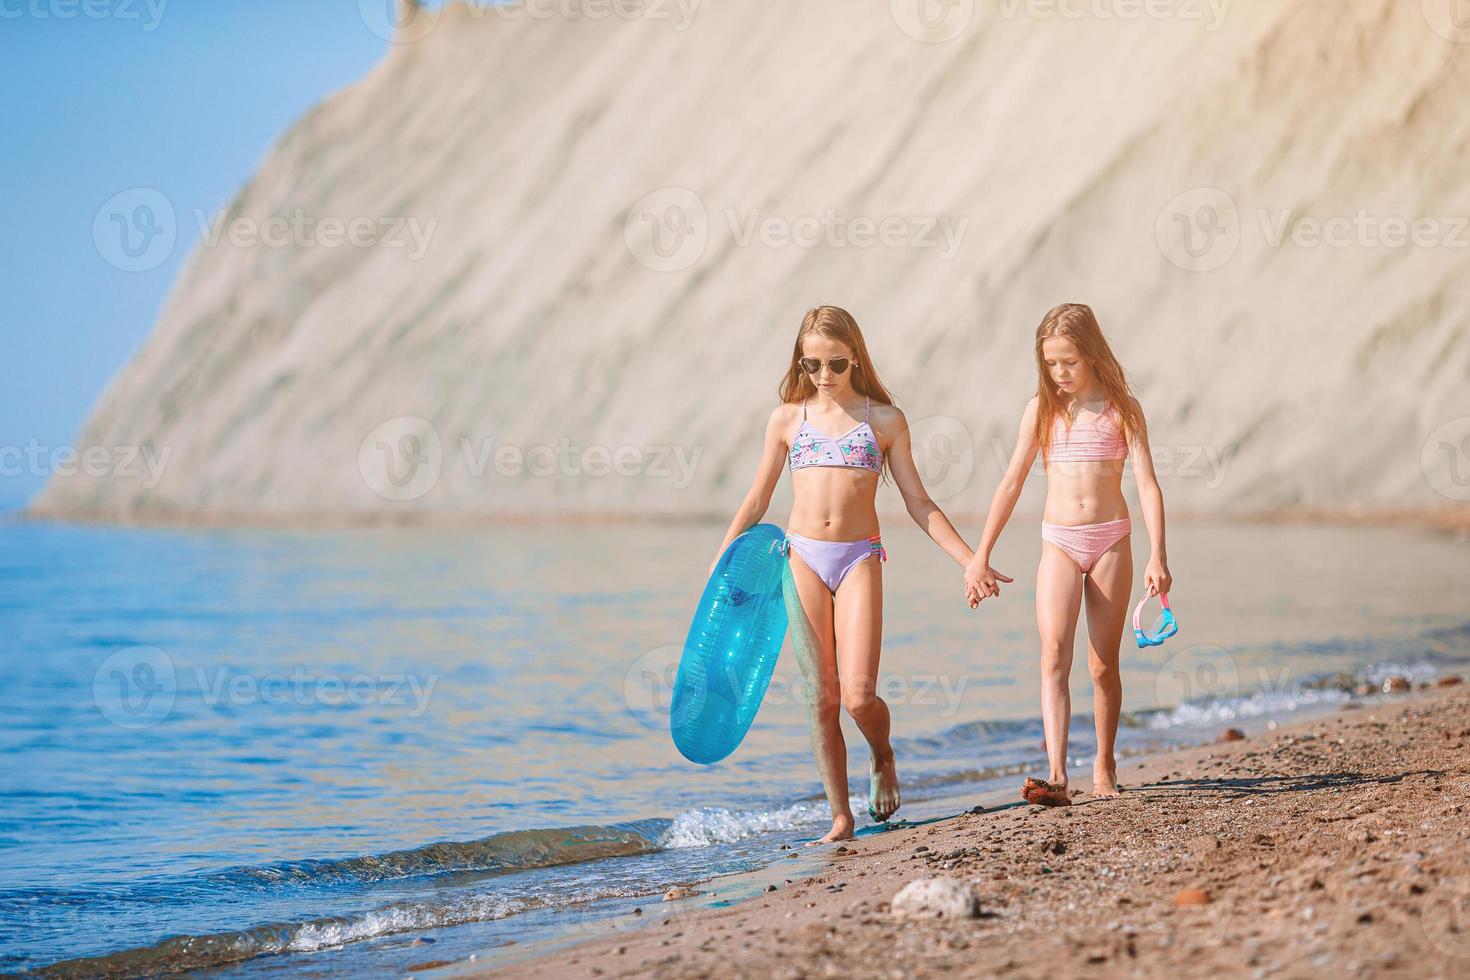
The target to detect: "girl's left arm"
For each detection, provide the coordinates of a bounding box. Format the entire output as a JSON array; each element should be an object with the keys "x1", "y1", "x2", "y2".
[
  {"x1": 883, "y1": 408, "x2": 975, "y2": 568},
  {"x1": 1127, "y1": 397, "x2": 1173, "y2": 596}
]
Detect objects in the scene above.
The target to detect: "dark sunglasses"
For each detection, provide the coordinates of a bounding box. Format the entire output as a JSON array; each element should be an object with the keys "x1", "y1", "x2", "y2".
[{"x1": 798, "y1": 356, "x2": 852, "y2": 376}]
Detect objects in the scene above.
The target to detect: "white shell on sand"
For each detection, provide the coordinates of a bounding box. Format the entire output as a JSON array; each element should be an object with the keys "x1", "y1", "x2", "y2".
[{"x1": 890, "y1": 877, "x2": 978, "y2": 920}]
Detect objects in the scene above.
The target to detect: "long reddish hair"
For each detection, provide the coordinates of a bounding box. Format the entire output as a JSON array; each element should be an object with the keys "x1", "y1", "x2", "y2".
[{"x1": 1033, "y1": 303, "x2": 1142, "y2": 460}]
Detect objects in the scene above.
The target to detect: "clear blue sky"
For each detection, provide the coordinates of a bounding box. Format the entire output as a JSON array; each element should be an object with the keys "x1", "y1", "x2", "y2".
[{"x1": 0, "y1": 2, "x2": 414, "y2": 510}]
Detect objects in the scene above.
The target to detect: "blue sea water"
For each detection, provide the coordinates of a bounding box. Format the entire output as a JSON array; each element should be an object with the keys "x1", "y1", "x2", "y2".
[{"x1": 1, "y1": 518, "x2": 1466, "y2": 975}]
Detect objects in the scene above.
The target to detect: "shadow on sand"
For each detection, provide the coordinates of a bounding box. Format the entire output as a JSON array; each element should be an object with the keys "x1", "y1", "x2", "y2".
[{"x1": 1133, "y1": 768, "x2": 1444, "y2": 798}]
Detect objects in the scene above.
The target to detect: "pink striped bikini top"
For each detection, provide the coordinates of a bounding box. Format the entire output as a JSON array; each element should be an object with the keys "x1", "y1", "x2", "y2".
[
  {"x1": 788, "y1": 397, "x2": 884, "y2": 474},
  {"x1": 1048, "y1": 403, "x2": 1127, "y2": 462}
]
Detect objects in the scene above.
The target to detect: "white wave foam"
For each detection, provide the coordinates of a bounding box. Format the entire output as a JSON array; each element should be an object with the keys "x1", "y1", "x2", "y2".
[
  {"x1": 1146, "y1": 688, "x2": 1352, "y2": 730},
  {"x1": 659, "y1": 800, "x2": 833, "y2": 849},
  {"x1": 1359, "y1": 659, "x2": 1439, "y2": 686},
  {"x1": 285, "y1": 905, "x2": 476, "y2": 952},
  {"x1": 1146, "y1": 659, "x2": 1446, "y2": 732},
  {"x1": 279, "y1": 885, "x2": 642, "y2": 954}
]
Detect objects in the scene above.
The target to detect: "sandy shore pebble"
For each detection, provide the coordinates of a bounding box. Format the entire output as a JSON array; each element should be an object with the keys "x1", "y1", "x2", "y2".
[{"x1": 473, "y1": 686, "x2": 1470, "y2": 979}]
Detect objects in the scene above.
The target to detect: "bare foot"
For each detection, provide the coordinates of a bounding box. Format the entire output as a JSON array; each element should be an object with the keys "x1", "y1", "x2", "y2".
[
  {"x1": 1093, "y1": 753, "x2": 1121, "y2": 797},
  {"x1": 1093, "y1": 764, "x2": 1122, "y2": 798},
  {"x1": 867, "y1": 753, "x2": 901, "y2": 823},
  {"x1": 806, "y1": 814, "x2": 856, "y2": 846},
  {"x1": 1021, "y1": 776, "x2": 1072, "y2": 807}
]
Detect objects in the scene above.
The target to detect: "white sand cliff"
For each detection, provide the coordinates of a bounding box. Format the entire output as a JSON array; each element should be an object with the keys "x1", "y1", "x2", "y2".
[{"x1": 33, "y1": 0, "x2": 1470, "y2": 525}]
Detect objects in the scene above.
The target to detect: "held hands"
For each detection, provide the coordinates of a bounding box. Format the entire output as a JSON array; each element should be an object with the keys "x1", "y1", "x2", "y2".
[
  {"x1": 1144, "y1": 557, "x2": 1173, "y2": 597},
  {"x1": 962, "y1": 559, "x2": 1014, "y2": 609}
]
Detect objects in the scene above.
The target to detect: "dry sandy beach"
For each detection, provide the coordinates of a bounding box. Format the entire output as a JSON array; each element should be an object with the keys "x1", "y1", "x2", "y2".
[{"x1": 469, "y1": 682, "x2": 1470, "y2": 980}]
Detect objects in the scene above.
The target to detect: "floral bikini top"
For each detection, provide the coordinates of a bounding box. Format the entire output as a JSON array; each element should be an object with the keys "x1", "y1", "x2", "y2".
[{"x1": 788, "y1": 396, "x2": 884, "y2": 474}]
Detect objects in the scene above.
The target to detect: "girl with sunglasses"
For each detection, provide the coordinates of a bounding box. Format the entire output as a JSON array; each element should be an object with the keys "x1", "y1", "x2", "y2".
[
  {"x1": 963, "y1": 303, "x2": 1172, "y2": 805},
  {"x1": 711, "y1": 306, "x2": 974, "y2": 844}
]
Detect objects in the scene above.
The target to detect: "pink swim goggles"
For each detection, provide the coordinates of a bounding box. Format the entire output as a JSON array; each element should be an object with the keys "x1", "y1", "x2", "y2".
[{"x1": 1133, "y1": 591, "x2": 1177, "y2": 648}]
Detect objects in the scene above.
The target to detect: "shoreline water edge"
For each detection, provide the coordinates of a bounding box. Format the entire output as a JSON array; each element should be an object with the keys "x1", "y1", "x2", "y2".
[
  {"x1": 34, "y1": 666, "x2": 1470, "y2": 978},
  {"x1": 473, "y1": 682, "x2": 1470, "y2": 980}
]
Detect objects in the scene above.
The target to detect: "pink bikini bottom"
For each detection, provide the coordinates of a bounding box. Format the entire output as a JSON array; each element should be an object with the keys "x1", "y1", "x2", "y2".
[{"x1": 1040, "y1": 517, "x2": 1131, "y2": 573}]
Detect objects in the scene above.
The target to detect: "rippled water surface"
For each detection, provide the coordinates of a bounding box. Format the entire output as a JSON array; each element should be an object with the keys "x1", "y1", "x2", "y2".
[{"x1": 1, "y1": 519, "x2": 1466, "y2": 974}]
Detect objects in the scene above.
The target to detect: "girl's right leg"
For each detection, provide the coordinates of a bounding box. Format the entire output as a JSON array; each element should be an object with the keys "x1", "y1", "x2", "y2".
[
  {"x1": 831, "y1": 552, "x2": 896, "y2": 823},
  {"x1": 1033, "y1": 541, "x2": 1084, "y2": 800},
  {"x1": 784, "y1": 549, "x2": 850, "y2": 844},
  {"x1": 1082, "y1": 535, "x2": 1132, "y2": 797}
]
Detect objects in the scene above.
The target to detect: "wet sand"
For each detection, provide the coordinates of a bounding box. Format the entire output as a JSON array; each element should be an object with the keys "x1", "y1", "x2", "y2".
[{"x1": 473, "y1": 682, "x2": 1470, "y2": 979}]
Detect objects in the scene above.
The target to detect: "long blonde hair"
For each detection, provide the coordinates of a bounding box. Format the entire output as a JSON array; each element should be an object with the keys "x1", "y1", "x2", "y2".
[
  {"x1": 1033, "y1": 303, "x2": 1142, "y2": 460},
  {"x1": 778, "y1": 306, "x2": 896, "y2": 407},
  {"x1": 778, "y1": 306, "x2": 896, "y2": 479}
]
